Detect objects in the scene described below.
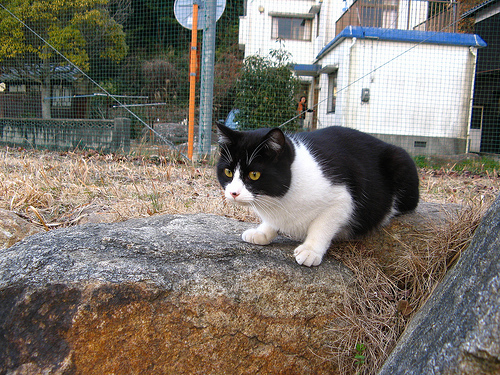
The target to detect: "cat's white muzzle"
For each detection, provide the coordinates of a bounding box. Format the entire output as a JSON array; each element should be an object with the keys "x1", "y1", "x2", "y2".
[{"x1": 225, "y1": 172, "x2": 254, "y2": 205}]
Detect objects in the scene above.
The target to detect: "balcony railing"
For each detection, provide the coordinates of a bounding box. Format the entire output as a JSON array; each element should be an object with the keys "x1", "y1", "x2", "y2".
[
  {"x1": 413, "y1": 0, "x2": 459, "y2": 32},
  {"x1": 335, "y1": 0, "x2": 459, "y2": 36}
]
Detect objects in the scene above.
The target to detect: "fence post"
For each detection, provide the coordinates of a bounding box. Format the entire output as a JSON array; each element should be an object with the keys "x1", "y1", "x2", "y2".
[
  {"x1": 113, "y1": 118, "x2": 131, "y2": 153},
  {"x1": 198, "y1": 0, "x2": 217, "y2": 158}
]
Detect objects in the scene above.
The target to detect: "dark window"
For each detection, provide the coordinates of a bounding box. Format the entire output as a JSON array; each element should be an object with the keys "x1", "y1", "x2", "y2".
[
  {"x1": 272, "y1": 17, "x2": 312, "y2": 41},
  {"x1": 327, "y1": 71, "x2": 338, "y2": 113}
]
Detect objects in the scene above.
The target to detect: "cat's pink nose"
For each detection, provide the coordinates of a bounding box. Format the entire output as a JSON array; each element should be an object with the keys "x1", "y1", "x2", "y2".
[{"x1": 230, "y1": 192, "x2": 240, "y2": 198}]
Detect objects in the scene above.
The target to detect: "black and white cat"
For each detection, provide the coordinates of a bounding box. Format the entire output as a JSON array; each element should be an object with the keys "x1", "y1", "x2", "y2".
[{"x1": 216, "y1": 123, "x2": 419, "y2": 267}]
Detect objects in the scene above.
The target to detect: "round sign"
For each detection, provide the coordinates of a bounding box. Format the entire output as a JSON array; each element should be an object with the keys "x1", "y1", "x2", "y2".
[{"x1": 174, "y1": 0, "x2": 226, "y2": 30}]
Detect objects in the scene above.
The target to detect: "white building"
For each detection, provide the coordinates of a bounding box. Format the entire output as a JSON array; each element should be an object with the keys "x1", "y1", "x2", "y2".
[{"x1": 238, "y1": 0, "x2": 487, "y2": 155}]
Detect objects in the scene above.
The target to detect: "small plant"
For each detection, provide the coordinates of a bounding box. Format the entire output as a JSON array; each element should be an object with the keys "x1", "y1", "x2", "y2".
[
  {"x1": 354, "y1": 343, "x2": 366, "y2": 368},
  {"x1": 148, "y1": 192, "x2": 162, "y2": 214},
  {"x1": 413, "y1": 155, "x2": 431, "y2": 169}
]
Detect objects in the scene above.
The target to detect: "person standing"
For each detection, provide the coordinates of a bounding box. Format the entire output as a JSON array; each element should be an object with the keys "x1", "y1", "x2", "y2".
[{"x1": 297, "y1": 96, "x2": 312, "y2": 129}]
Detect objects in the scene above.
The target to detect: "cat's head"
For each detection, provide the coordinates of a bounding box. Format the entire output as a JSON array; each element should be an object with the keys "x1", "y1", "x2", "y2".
[{"x1": 216, "y1": 123, "x2": 294, "y2": 205}]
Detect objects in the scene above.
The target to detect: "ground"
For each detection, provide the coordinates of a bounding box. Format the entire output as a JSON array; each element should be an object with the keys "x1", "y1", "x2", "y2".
[{"x1": 0, "y1": 147, "x2": 498, "y2": 228}]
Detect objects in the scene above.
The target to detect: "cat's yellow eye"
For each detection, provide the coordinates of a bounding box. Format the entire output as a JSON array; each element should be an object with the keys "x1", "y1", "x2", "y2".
[
  {"x1": 224, "y1": 168, "x2": 233, "y2": 178},
  {"x1": 249, "y1": 171, "x2": 261, "y2": 181}
]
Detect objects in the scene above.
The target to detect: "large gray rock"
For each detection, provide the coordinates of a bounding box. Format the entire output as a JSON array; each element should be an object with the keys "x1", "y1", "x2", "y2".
[
  {"x1": 0, "y1": 213, "x2": 353, "y2": 374},
  {"x1": 0, "y1": 202, "x2": 483, "y2": 374},
  {"x1": 379, "y1": 195, "x2": 500, "y2": 374}
]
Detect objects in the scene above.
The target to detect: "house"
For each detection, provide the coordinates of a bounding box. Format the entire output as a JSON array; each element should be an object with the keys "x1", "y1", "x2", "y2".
[
  {"x1": 314, "y1": 27, "x2": 485, "y2": 155},
  {"x1": 463, "y1": 0, "x2": 500, "y2": 154},
  {"x1": 0, "y1": 64, "x2": 86, "y2": 119},
  {"x1": 238, "y1": 0, "x2": 487, "y2": 155}
]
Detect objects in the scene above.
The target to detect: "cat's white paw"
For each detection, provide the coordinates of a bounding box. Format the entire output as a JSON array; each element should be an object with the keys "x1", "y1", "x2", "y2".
[
  {"x1": 242, "y1": 228, "x2": 273, "y2": 245},
  {"x1": 294, "y1": 244, "x2": 324, "y2": 267}
]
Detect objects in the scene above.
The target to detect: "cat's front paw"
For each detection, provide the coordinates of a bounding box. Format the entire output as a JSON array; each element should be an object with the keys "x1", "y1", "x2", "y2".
[
  {"x1": 294, "y1": 244, "x2": 324, "y2": 267},
  {"x1": 242, "y1": 228, "x2": 273, "y2": 245}
]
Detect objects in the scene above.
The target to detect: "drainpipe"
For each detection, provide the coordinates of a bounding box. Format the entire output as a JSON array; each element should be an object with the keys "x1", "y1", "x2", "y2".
[
  {"x1": 343, "y1": 36, "x2": 357, "y2": 127},
  {"x1": 466, "y1": 46, "x2": 478, "y2": 154}
]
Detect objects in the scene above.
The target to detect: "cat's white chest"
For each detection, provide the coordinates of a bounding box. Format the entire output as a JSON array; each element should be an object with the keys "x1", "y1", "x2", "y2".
[{"x1": 254, "y1": 141, "x2": 353, "y2": 240}]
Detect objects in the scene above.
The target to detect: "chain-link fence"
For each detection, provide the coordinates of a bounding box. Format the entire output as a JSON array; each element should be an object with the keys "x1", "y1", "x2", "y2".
[{"x1": 0, "y1": 0, "x2": 498, "y2": 158}]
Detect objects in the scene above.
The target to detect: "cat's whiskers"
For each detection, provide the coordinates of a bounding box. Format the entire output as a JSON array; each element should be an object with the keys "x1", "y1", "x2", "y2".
[
  {"x1": 219, "y1": 143, "x2": 233, "y2": 164},
  {"x1": 252, "y1": 195, "x2": 290, "y2": 220},
  {"x1": 258, "y1": 196, "x2": 286, "y2": 210}
]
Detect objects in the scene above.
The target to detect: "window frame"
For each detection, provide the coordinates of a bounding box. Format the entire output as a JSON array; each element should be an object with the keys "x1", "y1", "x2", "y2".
[
  {"x1": 271, "y1": 15, "x2": 313, "y2": 41},
  {"x1": 52, "y1": 85, "x2": 72, "y2": 108},
  {"x1": 327, "y1": 71, "x2": 338, "y2": 114}
]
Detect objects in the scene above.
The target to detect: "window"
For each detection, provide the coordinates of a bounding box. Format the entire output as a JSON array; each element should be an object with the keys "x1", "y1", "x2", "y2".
[
  {"x1": 9, "y1": 84, "x2": 26, "y2": 93},
  {"x1": 327, "y1": 71, "x2": 337, "y2": 113},
  {"x1": 470, "y1": 106, "x2": 484, "y2": 130},
  {"x1": 359, "y1": 0, "x2": 398, "y2": 28},
  {"x1": 272, "y1": 16, "x2": 312, "y2": 41},
  {"x1": 52, "y1": 86, "x2": 72, "y2": 107},
  {"x1": 316, "y1": 10, "x2": 321, "y2": 38}
]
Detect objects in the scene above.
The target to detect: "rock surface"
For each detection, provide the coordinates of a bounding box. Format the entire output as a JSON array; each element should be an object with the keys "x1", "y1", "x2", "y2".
[
  {"x1": 379, "y1": 194, "x2": 500, "y2": 375},
  {"x1": 0, "y1": 213, "x2": 354, "y2": 374},
  {"x1": 0, "y1": 209, "x2": 43, "y2": 250}
]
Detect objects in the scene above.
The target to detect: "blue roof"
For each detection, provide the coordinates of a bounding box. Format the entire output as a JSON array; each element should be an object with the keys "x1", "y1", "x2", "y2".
[{"x1": 316, "y1": 26, "x2": 487, "y2": 61}]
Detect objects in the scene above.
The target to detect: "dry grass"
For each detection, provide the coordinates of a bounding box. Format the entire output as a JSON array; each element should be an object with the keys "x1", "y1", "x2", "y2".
[
  {"x1": 326, "y1": 204, "x2": 487, "y2": 374},
  {"x1": 420, "y1": 167, "x2": 500, "y2": 205},
  {"x1": 1, "y1": 146, "x2": 499, "y2": 374},
  {"x1": 1, "y1": 147, "x2": 497, "y2": 229},
  {"x1": 0, "y1": 147, "x2": 258, "y2": 228}
]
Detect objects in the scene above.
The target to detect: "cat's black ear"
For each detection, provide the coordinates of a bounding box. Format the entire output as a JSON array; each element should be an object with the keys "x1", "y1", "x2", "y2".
[
  {"x1": 216, "y1": 122, "x2": 240, "y2": 145},
  {"x1": 264, "y1": 128, "x2": 286, "y2": 154}
]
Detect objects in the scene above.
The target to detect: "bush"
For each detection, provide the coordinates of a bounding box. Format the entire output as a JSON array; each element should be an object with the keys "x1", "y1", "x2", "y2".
[{"x1": 234, "y1": 49, "x2": 301, "y2": 132}]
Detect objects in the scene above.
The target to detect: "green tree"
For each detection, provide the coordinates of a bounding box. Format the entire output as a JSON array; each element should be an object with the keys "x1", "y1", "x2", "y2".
[
  {"x1": 0, "y1": 0, "x2": 128, "y2": 118},
  {"x1": 234, "y1": 49, "x2": 301, "y2": 131}
]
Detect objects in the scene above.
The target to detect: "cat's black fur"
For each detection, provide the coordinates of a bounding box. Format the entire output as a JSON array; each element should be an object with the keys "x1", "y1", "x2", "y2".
[{"x1": 296, "y1": 126, "x2": 420, "y2": 236}]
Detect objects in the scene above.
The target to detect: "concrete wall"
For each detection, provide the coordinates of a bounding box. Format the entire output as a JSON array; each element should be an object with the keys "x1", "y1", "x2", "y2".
[
  {"x1": 345, "y1": 40, "x2": 476, "y2": 139},
  {"x1": 0, "y1": 118, "x2": 130, "y2": 153},
  {"x1": 371, "y1": 133, "x2": 467, "y2": 156}
]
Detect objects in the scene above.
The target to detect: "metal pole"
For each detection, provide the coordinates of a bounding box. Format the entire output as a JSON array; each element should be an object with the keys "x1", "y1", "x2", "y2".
[
  {"x1": 187, "y1": 1, "x2": 199, "y2": 160},
  {"x1": 198, "y1": 0, "x2": 217, "y2": 157}
]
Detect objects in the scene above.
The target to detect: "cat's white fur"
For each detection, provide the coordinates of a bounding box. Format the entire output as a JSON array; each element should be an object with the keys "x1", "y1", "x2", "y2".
[{"x1": 225, "y1": 139, "x2": 354, "y2": 267}]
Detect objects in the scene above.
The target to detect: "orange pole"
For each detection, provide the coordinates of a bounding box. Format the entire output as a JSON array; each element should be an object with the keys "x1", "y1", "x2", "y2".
[{"x1": 187, "y1": 3, "x2": 198, "y2": 160}]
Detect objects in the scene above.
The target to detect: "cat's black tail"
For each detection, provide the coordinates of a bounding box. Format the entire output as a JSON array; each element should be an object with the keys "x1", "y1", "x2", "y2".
[{"x1": 380, "y1": 146, "x2": 420, "y2": 214}]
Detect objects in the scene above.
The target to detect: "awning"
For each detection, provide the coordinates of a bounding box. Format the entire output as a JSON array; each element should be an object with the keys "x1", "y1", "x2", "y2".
[{"x1": 292, "y1": 64, "x2": 322, "y2": 77}]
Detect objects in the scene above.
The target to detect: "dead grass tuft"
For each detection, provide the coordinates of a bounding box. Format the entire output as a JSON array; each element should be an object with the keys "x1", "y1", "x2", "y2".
[
  {"x1": 327, "y1": 249, "x2": 404, "y2": 374},
  {"x1": 390, "y1": 204, "x2": 486, "y2": 310},
  {"x1": 327, "y1": 202, "x2": 488, "y2": 374}
]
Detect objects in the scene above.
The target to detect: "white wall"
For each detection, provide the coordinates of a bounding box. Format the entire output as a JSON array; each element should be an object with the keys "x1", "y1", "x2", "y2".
[
  {"x1": 238, "y1": 0, "x2": 477, "y2": 141},
  {"x1": 239, "y1": 0, "x2": 318, "y2": 64},
  {"x1": 316, "y1": 37, "x2": 478, "y2": 139},
  {"x1": 239, "y1": 0, "x2": 435, "y2": 70}
]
